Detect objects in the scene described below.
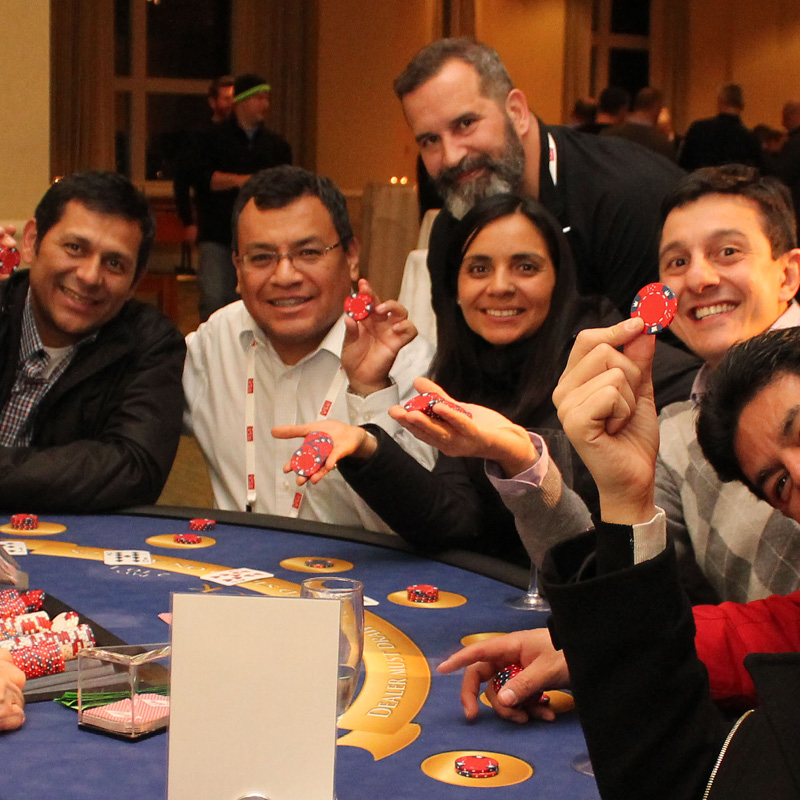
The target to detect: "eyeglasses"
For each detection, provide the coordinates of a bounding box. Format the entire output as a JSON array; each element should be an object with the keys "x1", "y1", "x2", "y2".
[{"x1": 238, "y1": 241, "x2": 341, "y2": 272}]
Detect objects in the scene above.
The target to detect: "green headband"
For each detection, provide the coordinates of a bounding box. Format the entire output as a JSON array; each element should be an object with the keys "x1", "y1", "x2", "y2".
[{"x1": 234, "y1": 84, "x2": 271, "y2": 102}]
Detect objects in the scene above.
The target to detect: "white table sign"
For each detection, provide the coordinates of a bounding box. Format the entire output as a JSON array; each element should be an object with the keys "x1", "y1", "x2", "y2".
[{"x1": 168, "y1": 593, "x2": 340, "y2": 800}]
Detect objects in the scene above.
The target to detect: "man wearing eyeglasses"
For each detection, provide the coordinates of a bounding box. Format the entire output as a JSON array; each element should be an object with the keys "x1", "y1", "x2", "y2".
[{"x1": 182, "y1": 166, "x2": 434, "y2": 526}]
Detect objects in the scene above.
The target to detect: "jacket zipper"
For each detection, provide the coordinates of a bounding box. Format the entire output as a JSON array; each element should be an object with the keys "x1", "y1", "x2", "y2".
[{"x1": 702, "y1": 709, "x2": 754, "y2": 799}]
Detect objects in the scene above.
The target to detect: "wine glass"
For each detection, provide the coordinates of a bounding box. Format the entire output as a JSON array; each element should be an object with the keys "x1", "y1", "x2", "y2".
[
  {"x1": 505, "y1": 429, "x2": 574, "y2": 612},
  {"x1": 300, "y1": 577, "x2": 364, "y2": 719}
]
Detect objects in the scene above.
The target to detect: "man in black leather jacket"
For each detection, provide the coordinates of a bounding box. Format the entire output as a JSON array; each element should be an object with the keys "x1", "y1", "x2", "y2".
[{"x1": 0, "y1": 172, "x2": 185, "y2": 512}]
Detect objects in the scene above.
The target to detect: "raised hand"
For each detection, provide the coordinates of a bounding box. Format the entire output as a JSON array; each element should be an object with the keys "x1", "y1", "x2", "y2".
[
  {"x1": 340, "y1": 278, "x2": 419, "y2": 396},
  {"x1": 552, "y1": 316, "x2": 659, "y2": 524}
]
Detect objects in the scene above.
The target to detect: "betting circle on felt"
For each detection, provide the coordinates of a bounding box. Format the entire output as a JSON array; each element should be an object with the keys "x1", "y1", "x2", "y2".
[
  {"x1": 279, "y1": 556, "x2": 354, "y2": 573},
  {"x1": 421, "y1": 750, "x2": 533, "y2": 787},
  {"x1": 0, "y1": 521, "x2": 66, "y2": 536},
  {"x1": 145, "y1": 534, "x2": 217, "y2": 549},
  {"x1": 387, "y1": 589, "x2": 467, "y2": 608}
]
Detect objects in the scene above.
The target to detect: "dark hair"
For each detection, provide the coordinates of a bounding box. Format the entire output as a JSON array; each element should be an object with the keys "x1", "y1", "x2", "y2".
[
  {"x1": 598, "y1": 86, "x2": 630, "y2": 115},
  {"x1": 34, "y1": 171, "x2": 155, "y2": 279},
  {"x1": 231, "y1": 165, "x2": 353, "y2": 252},
  {"x1": 209, "y1": 75, "x2": 234, "y2": 99},
  {"x1": 431, "y1": 193, "x2": 580, "y2": 422},
  {"x1": 697, "y1": 327, "x2": 800, "y2": 496},
  {"x1": 394, "y1": 38, "x2": 513, "y2": 105},
  {"x1": 660, "y1": 164, "x2": 797, "y2": 258},
  {"x1": 719, "y1": 83, "x2": 744, "y2": 109}
]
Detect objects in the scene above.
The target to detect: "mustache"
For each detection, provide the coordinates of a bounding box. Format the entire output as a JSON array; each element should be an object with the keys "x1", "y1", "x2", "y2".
[{"x1": 435, "y1": 154, "x2": 500, "y2": 190}]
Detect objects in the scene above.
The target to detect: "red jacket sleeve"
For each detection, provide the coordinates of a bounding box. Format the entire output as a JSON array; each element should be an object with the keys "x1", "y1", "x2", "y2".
[{"x1": 694, "y1": 591, "x2": 800, "y2": 707}]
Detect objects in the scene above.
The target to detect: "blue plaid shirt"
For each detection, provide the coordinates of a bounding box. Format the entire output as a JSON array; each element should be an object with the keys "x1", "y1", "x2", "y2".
[{"x1": 0, "y1": 293, "x2": 81, "y2": 446}]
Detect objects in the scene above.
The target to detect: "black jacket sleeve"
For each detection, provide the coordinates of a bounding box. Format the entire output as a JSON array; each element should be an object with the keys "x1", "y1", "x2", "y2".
[
  {"x1": 542, "y1": 529, "x2": 732, "y2": 800},
  {"x1": 338, "y1": 425, "x2": 527, "y2": 564}
]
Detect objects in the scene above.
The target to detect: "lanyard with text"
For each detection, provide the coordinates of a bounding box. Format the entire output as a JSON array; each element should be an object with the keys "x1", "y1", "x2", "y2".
[{"x1": 244, "y1": 339, "x2": 347, "y2": 515}]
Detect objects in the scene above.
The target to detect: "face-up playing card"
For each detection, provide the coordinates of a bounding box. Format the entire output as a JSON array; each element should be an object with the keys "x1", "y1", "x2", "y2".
[
  {"x1": 203, "y1": 568, "x2": 274, "y2": 586},
  {"x1": 1, "y1": 541, "x2": 28, "y2": 557},
  {"x1": 103, "y1": 550, "x2": 153, "y2": 566}
]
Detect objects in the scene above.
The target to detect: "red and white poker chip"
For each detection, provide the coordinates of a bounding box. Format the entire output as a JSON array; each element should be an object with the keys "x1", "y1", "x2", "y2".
[
  {"x1": 630, "y1": 282, "x2": 677, "y2": 334},
  {"x1": 0, "y1": 246, "x2": 20, "y2": 277},
  {"x1": 454, "y1": 754, "x2": 500, "y2": 778},
  {"x1": 291, "y1": 444, "x2": 324, "y2": 477},
  {"x1": 344, "y1": 292, "x2": 372, "y2": 321}
]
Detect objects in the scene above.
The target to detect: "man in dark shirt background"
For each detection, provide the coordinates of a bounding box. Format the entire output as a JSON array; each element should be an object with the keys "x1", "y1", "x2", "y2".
[
  {"x1": 196, "y1": 73, "x2": 292, "y2": 321},
  {"x1": 678, "y1": 83, "x2": 763, "y2": 172},
  {"x1": 172, "y1": 76, "x2": 235, "y2": 265}
]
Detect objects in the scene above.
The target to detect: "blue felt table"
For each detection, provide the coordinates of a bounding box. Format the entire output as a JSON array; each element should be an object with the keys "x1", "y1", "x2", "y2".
[{"x1": 0, "y1": 508, "x2": 600, "y2": 800}]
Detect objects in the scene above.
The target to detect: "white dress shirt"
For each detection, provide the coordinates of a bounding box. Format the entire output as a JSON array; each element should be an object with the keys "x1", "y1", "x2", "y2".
[{"x1": 183, "y1": 301, "x2": 435, "y2": 530}]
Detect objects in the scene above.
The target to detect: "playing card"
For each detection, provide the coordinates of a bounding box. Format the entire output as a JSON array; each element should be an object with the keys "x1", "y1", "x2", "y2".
[
  {"x1": 203, "y1": 568, "x2": 274, "y2": 586},
  {"x1": 1, "y1": 541, "x2": 28, "y2": 556}
]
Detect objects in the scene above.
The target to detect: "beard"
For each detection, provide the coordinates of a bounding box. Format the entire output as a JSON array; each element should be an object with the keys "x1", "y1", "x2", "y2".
[{"x1": 434, "y1": 119, "x2": 526, "y2": 220}]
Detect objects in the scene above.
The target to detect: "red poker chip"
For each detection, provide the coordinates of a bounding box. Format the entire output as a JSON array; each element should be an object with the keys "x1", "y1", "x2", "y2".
[
  {"x1": 0, "y1": 246, "x2": 20, "y2": 277},
  {"x1": 403, "y1": 392, "x2": 442, "y2": 417},
  {"x1": 454, "y1": 755, "x2": 500, "y2": 779},
  {"x1": 188, "y1": 518, "x2": 215, "y2": 531},
  {"x1": 491, "y1": 663, "x2": 523, "y2": 694},
  {"x1": 291, "y1": 444, "x2": 324, "y2": 477},
  {"x1": 303, "y1": 431, "x2": 333, "y2": 458},
  {"x1": 305, "y1": 558, "x2": 335, "y2": 569},
  {"x1": 406, "y1": 584, "x2": 439, "y2": 603},
  {"x1": 630, "y1": 282, "x2": 677, "y2": 334},
  {"x1": 344, "y1": 292, "x2": 372, "y2": 321},
  {"x1": 174, "y1": 533, "x2": 203, "y2": 545},
  {"x1": 10, "y1": 513, "x2": 38, "y2": 530}
]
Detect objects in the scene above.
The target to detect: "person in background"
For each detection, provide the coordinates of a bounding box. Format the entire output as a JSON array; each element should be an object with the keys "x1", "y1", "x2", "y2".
[
  {"x1": 601, "y1": 86, "x2": 676, "y2": 161},
  {"x1": 679, "y1": 83, "x2": 763, "y2": 171},
  {"x1": 172, "y1": 75, "x2": 235, "y2": 268},
  {"x1": 196, "y1": 73, "x2": 292, "y2": 320}
]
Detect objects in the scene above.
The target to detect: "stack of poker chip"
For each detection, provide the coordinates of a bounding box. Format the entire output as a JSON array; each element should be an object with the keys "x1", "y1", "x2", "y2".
[
  {"x1": 291, "y1": 431, "x2": 333, "y2": 478},
  {"x1": 9, "y1": 513, "x2": 38, "y2": 530},
  {"x1": 0, "y1": 624, "x2": 96, "y2": 662},
  {"x1": 10, "y1": 637, "x2": 65, "y2": 680},
  {"x1": 454, "y1": 755, "x2": 500, "y2": 779},
  {"x1": 188, "y1": 518, "x2": 215, "y2": 532},
  {"x1": 305, "y1": 558, "x2": 335, "y2": 569},
  {"x1": 343, "y1": 291, "x2": 372, "y2": 321},
  {"x1": 491, "y1": 663, "x2": 523, "y2": 694},
  {"x1": 403, "y1": 392, "x2": 472, "y2": 420},
  {"x1": 0, "y1": 588, "x2": 45, "y2": 617},
  {"x1": 0, "y1": 611, "x2": 52, "y2": 638},
  {"x1": 406, "y1": 584, "x2": 439, "y2": 603},
  {"x1": 174, "y1": 533, "x2": 203, "y2": 545}
]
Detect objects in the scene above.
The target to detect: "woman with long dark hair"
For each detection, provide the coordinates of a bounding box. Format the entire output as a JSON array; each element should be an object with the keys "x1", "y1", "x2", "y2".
[{"x1": 274, "y1": 194, "x2": 698, "y2": 564}]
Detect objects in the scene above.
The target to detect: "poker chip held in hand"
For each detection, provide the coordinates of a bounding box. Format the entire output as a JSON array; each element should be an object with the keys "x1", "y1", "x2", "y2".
[
  {"x1": 188, "y1": 518, "x2": 215, "y2": 531},
  {"x1": 630, "y1": 282, "x2": 677, "y2": 334},
  {"x1": 403, "y1": 392, "x2": 472, "y2": 420},
  {"x1": 0, "y1": 245, "x2": 20, "y2": 276},
  {"x1": 454, "y1": 755, "x2": 500, "y2": 779},
  {"x1": 291, "y1": 432, "x2": 334, "y2": 478},
  {"x1": 407, "y1": 584, "x2": 438, "y2": 603},
  {"x1": 344, "y1": 291, "x2": 372, "y2": 321},
  {"x1": 491, "y1": 663, "x2": 523, "y2": 695}
]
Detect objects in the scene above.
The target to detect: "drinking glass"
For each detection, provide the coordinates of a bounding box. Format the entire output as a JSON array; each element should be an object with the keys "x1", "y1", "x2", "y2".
[{"x1": 300, "y1": 577, "x2": 364, "y2": 719}]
